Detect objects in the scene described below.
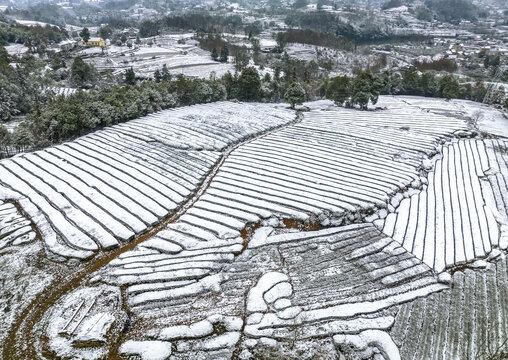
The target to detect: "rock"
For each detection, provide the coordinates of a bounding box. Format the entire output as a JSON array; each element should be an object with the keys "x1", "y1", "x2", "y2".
[
  {"x1": 264, "y1": 282, "x2": 293, "y2": 303},
  {"x1": 277, "y1": 306, "x2": 302, "y2": 320},
  {"x1": 119, "y1": 341, "x2": 172, "y2": 360}
]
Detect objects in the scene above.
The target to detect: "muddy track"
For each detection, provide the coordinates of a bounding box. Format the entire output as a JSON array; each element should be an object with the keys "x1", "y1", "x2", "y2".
[{"x1": 2, "y1": 111, "x2": 304, "y2": 360}]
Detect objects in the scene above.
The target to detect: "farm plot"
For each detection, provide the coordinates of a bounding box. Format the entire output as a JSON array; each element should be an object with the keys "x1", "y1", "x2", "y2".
[
  {"x1": 0, "y1": 102, "x2": 295, "y2": 260},
  {"x1": 390, "y1": 253, "x2": 508, "y2": 360},
  {"x1": 383, "y1": 139, "x2": 506, "y2": 273},
  {"x1": 86, "y1": 109, "x2": 469, "y2": 313},
  {"x1": 49, "y1": 224, "x2": 446, "y2": 359},
  {"x1": 90, "y1": 39, "x2": 235, "y2": 79},
  {"x1": 0, "y1": 201, "x2": 37, "y2": 250}
]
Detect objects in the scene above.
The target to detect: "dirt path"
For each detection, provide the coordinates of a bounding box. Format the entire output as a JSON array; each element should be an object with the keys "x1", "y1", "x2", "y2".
[{"x1": 2, "y1": 111, "x2": 303, "y2": 360}]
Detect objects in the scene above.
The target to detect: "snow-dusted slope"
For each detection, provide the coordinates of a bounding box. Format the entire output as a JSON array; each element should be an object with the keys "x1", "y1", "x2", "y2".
[{"x1": 0, "y1": 102, "x2": 295, "y2": 260}]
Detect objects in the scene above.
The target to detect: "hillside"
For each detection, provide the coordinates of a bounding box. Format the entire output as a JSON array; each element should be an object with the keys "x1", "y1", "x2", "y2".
[{"x1": 0, "y1": 96, "x2": 507, "y2": 360}]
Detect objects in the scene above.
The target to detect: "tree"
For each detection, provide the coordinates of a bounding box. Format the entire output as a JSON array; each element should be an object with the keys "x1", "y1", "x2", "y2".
[
  {"x1": 326, "y1": 76, "x2": 351, "y2": 106},
  {"x1": 71, "y1": 57, "x2": 97, "y2": 88},
  {"x1": 275, "y1": 32, "x2": 289, "y2": 51},
  {"x1": 0, "y1": 84, "x2": 19, "y2": 121},
  {"x1": 211, "y1": 48, "x2": 218, "y2": 61},
  {"x1": 154, "y1": 69, "x2": 162, "y2": 83},
  {"x1": 51, "y1": 57, "x2": 66, "y2": 71},
  {"x1": 293, "y1": 0, "x2": 309, "y2": 9},
  {"x1": 439, "y1": 74, "x2": 459, "y2": 100},
  {"x1": 79, "y1": 27, "x2": 90, "y2": 43},
  {"x1": 238, "y1": 67, "x2": 261, "y2": 100},
  {"x1": 161, "y1": 64, "x2": 171, "y2": 82},
  {"x1": 0, "y1": 124, "x2": 10, "y2": 156},
  {"x1": 382, "y1": 0, "x2": 402, "y2": 10},
  {"x1": 125, "y1": 68, "x2": 136, "y2": 85},
  {"x1": 99, "y1": 26, "x2": 112, "y2": 40},
  {"x1": 121, "y1": 34, "x2": 127, "y2": 44},
  {"x1": 220, "y1": 46, "x2": 229, "y2": 63},
  {"x1": 351, "y1": 71, "x2": 376, "y2": 110},
  {"x1": 234, "y1": 50, "x2": 250, "y2": 72},
  {"x1": 402, "y1": 69, "x2": 423, "y2": 95},
  {"x1": 0, "y1": 44, "x2": 9, "y2": 63},
  {"x1": 285, "y1": 82, "x2": 306, "y2": 109}
]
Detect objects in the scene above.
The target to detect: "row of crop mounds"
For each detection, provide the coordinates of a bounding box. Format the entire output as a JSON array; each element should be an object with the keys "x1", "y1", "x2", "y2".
[
  {"x1": 384, "y1": 139, "x2": 508, "y2": 273},
  {"x1": 0, "y1": 201, "x2": 36, "y2": 250},
  {"x1": 0, "y1": 102, "x2": 295, "y2": 260},
  {"x1": 91, "y1": 108, "x2": 469, "y2": 315},
  {"x1": 49, "y1": 224, "x2": 445, "y2": 359},
  {"x1": 390, "y1": 253, "x2": 508, "y2": 360}
]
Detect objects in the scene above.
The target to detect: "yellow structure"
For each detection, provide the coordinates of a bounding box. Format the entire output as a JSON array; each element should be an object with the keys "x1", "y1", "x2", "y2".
[{"x1": 82, "y1": 37, "x2": 104, "y2": 47}]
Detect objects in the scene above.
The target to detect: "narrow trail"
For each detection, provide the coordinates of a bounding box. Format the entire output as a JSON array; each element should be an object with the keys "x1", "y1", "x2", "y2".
[{"x1": 2, "y1": 111, "x2": 304, "y2": 360}]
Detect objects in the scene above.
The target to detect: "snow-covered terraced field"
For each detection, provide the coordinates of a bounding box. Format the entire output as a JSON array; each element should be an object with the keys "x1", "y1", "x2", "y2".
[
  {"x1": 2, "y1": 97, "x2": 508, "y2": 360},
  {"x1": 0, "y1": 102, "x2": 295, "y2": 260},
  {"x1": 82, "y1": 108, "x2": 471, "y2": 314},
  {"x1": 52, "y1": 224, "x2": 446, "y2": 359},
  {"x1": 0, "y1": 201, "x2": 37, "y2": 250},
  {"x1": 391, "y1": 254, "x2": 508, "y2": 360},
  {"x1": 383, "y1": 139, "x2": 506, "y2": 272}
]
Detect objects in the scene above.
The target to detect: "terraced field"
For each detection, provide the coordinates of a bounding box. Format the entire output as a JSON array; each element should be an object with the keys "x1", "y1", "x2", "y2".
[
  {"x1": 0, "y1": 97, "x2": 507, "y2": 360},
  {"x1": 0, "y1": 102, "x2": 294, "y2": 260}
]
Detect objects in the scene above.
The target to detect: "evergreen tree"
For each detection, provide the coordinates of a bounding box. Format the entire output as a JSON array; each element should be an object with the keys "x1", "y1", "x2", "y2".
[
  {"x1": 0, "y1": 124, "x2": 10, "y2": 156},
  {"x1": 238, "y1": 67, "x2": 261, "y2": 100},
  {"x1": 125, "y1": 68, "x2": 136, "y2": 85},
  {"x1": 79, "y1": 27, "x2": 90, "y2": 43},
  {"x1": 351, "y1": 71, "x2": 375, "y2": 110},
  {"x1": 154, "y1": 69, "x2": 162, "y2": 83},
  {"x1": 71, "y1": 57, "x2": 97, "y2": 88},
  {"x1": 220, "y1": 46, "x2": 229, "y2": 63},
  {"x1": 284, "y1": 82, "x2": 306, "y2": 109},
  {"x1": 326, "y1": 76, "x2": 350, "y2": 106},
  {"x1": 161, "y1": 64, "x2": 171, "y2": 81},
  {"x1": 420, "y1": 73, "x2": 439, "y2": 97},
  {"x1": 402, "y1": 69, "x2": 423, "y2": 95},
  {"x1": 211, "y1": 48, "x2": 218, "y2": 61},
  {"x1": 439, "y1": 75, "x2": 459, "y2": 100}
]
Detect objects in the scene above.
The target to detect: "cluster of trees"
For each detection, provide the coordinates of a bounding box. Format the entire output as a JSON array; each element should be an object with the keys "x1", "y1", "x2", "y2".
[
  {"x1": 422, "y1": 0, "x2": 482, "y2": 23},
  {"x1": 139, "y1": 13, "x2": 244, "y2": 38},
  {"x1": 275, "y1": 29, "x2": 354, "y2": 52},
  {"x1": 0, "y1": 44, "x2": 55, "y2": 122},
  {"x1": 211, "y1": 46, "x2": 229, "y2": 63},
  {"x1": 5, "y1": 73, "x2": 228, "y2": 151},
  {"x1": 0, "y1": 14, "x2": 68, "y2": 54},
  {"x1": 324, "y1": 69, "x2": 503, "y2": 110},
  {"x1": 413, "y1": 58, "x2": 458, "y2": 73},
  {"x1": 284, "y1": 11, "x2": 428, "y2": 45}
]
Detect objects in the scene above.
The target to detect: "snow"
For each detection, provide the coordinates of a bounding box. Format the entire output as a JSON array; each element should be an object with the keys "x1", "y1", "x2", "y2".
[
  {"x1": 119, "y1": 341, "x2": 172, "y2": 360},
  {"x1": 73, "y1": 313, "x2": 115, "y2": 345},
  {"x1": 334, "y1": 330, "x2": 401, "y2": 360},
  {"x1": 159, "y1": 319, "x2": 213, "y2": 340}
]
